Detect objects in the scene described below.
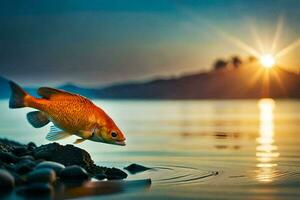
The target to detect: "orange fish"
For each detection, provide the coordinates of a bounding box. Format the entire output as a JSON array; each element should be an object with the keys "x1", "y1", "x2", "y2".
[{"x1": 8, "y1": 81, "x2": 126, "y2": 146}]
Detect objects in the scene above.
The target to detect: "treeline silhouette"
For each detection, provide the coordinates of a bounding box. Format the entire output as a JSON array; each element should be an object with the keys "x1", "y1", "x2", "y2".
[{"x1": 213, "y1": 56, "x2": 257, "y2": 70}]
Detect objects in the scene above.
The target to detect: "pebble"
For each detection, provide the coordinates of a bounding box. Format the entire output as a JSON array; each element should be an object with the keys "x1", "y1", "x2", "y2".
[
  {"x1": 105, "y1": 167, "x2": 128, "y2": 180},
  {"x1": 60, "y1": 165, "x2": 89, "y2": 181},
  {"x1": 9, "y1": 170, "x2": 25, "y2": 185},
  {"x1": 14, "y1": 162, "x2": 35, "y2": 175},
  {"x1": 0, "y1": 152, "x2": 18, "y2": 163},
  {"x1": 35, "y1": 161, "x2": 65, "y2": 176},
  {"x1": 17, "y1": 158, "x2": 35, "y2": 165},
  {"x1": 19, "y1": 155, "x2": 35, "y2": 161},
  {"x1": 16, "y1": 183, "x2": 53, "y2": 196},
  {"x1": 124, "y1": 163, "x2": 151, "y2": 174},
  {"x1": 0, "y1": 169, "x2": 15, "y2": 189},
  {"x1": 26, "y1": 168, "x2": 56, "y2": 183}
]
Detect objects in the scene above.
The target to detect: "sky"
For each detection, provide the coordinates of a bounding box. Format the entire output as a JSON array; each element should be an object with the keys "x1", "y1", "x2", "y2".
[{"x1": 1, "y1": 0, "x2": 300, "y2": 86}]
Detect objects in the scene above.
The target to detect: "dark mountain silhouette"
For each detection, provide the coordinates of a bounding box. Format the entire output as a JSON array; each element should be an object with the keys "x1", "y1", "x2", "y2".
[
  {"x1": 0, "y1": 64, "x2": 299, "y2": 99},
  {"x1": 93, "y1": 65, "x2": 300, "y2": 99},
  {"x1": 59, "y1": 83, "x2": 100, "y2": 98}
]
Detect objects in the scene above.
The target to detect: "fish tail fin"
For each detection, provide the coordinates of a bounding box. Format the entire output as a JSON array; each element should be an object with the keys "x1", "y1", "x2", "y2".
[{"x1": 8, "y1": 81, "x2": 30, "y2": 108}]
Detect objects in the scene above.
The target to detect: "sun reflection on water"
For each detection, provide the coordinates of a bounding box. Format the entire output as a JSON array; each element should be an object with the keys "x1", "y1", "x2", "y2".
[{"x1": 256, "y1": 98, "x2": 279, "y2": 182}]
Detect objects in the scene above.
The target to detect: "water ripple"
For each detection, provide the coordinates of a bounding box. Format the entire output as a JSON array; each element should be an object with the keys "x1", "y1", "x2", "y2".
[{"x1": 145, "y1": 165, "x2": 218, "y2": 185}]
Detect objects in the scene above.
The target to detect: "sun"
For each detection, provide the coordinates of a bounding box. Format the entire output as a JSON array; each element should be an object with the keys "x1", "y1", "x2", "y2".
[{"x1": 260, "y1": 54, "x2": 276, "y2": 68}]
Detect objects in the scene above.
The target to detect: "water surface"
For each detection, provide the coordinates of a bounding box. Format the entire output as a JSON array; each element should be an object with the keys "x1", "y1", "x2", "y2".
[{"x1": 0, "y1": 99, "x2": 299, "y2": 199}]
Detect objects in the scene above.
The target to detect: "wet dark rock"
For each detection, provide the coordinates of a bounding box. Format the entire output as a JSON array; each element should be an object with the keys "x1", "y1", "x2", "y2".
[
  {"x1": 3, "y1": 163, "x2": 15, "y2": 172},
  {"x1": 16, "y1": 183, "x2": 53, "y2": 196},
  {"x1": 105, "y1": 167, "x2": 128, "y2": 180},
  {"x1": 94, "y1": 173, "x2": 107, "y2": 180},
  {"x1": 27, "y1": 142, "x2": 37, "y2": 151},
  {"x1": 19, "y1": 155, "x2": 35, "y2": 161},
  {"x1": 124, "y1": 163, "x2": 152, "y2": 174},
  {"x1": 0, "y1": 152, "x2": 19, "y2": 163},
  {"x1": 17, "y1": 158, "x2": 36, "y2": 165},
  {"x1": 60, "y1": 165, "x2": 89, "y2": 181},
  {"x1": 0, "y1": 138, "x2": 25, "y2": 153},
  {"x1": 14, "y1": 159, "x2": 36, "y2": 175},
  {"x1": 9, "y1": 170, "x2": 25, "y2": 185},
  {"x1": 35, "y1": 159, "x2": 46, "y2": 164},
  {"x1": 32, "y1": 143, "x2": 114, "y2": 175},
  {"x1": 0, "y1": 169, "x2": 15, "y2": 189},
  {"x1": 35, "y1": 161, "x2": 65, "y2": 176},
  {"x1": 1, "y1": 139, "x2": 128, "y2": 183},
  {"x1": 26, "y1": 168, "x2": 56, "y2": 184},
  {"x1": 12, "y1": 146, "x2": 31, "y2": 157}
]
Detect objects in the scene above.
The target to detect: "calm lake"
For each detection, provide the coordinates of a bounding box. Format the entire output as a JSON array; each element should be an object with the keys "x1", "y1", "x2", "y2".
[{"x1": 0, "y1": 99, "x2": 300, "y2": 199}]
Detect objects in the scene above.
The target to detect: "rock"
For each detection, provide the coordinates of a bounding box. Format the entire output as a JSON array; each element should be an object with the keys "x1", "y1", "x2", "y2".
[
  {"x1": 27, "y1": 142, "x2": 37, "y2": 151},
  {"x1": 26, "y1": 169, "x2": 56, "y2": 183},
  {"x1": 1, "y1": 139, "x2": 128, "y2": 181},
  {"x1": 105, "y1": 167, "x2": 128, "y2": 180},
  {"x1": 3, "y1": 163, "x2": 15, "y2": 172},
  {"x1": 0, "y1": 138, "x2": 25, "y2": 153},
  {"x1": 0, "y1": 152, "x2": 18, "y2": 163},
  {"x1": 35, "y1": 161, "x2": 65, "y2": 176},
  {"x1": 0, "y1": 169, "x2": 15, "y2": 189},
  {"x1": 19, "y1": 155, "x2": 35, "y2": 161},
  {"x1": 16, "y1": 158, "x2": 36, "y2": 166},
  {"x1": 9, "y1": 170, "x2": 25, "y2": 185},
  {"x1": 16, "y1": 183, "x2": 53, "y2": 196},
  {"x1": 35, "y1": 159, "x2": 46, "y2": 164},
  {"x1": 60, "y1": 165, "x2": 89, "y2": 181},
  {"x1": 14, "y1": 159, "x2": 36, "y2": 175},
  {"x1": 94, "y1": 173, "x2": 107, "y2": 180},
  {"x1": 124, "y1": 163, "x2": 151, "y2": 174},
  {"x1": 12, "y1": 146, "x2": 31, "y2": 157},
  {"x1": 32, "y1": 143, "x2": 108, "y2": 175}
]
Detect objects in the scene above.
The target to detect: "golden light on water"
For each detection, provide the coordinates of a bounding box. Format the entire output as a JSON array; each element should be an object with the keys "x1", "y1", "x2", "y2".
[
  {"x1": 260, "y1": 54, "x2": 276, "y2": 68},
  {"x1": 256, "y1": 98, "x2": 279, "y2": 183}
]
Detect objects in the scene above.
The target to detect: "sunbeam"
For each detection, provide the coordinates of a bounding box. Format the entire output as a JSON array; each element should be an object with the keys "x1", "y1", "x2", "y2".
[
  {"x1": 199, "y1": 19, "x2": 261, "y2": 57},
  {"x1": 182, "y1": 11, "x2": 261, "y2": 58},
  {"x1": 271, "y1": 16, "x2": 284, "y2": 53},
  {"x1": 275, "y1": 37, "x2": 300, "y2": 58},
  {"x1": 270, "y1": 68, "x2": 287, "y2": 94},
  {"x1": 249, "y1": 21, "x2": 265, "y2": 53}
]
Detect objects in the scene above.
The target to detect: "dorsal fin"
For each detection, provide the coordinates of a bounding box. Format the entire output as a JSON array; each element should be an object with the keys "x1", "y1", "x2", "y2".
[{"x1": 37, "y1": 87, "x2": 77, "y2": 99}]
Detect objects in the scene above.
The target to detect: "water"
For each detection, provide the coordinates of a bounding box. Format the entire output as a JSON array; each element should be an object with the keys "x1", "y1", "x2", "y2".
[{"x1": 0, "y1": 99, "x2": 300, "y2": 199}]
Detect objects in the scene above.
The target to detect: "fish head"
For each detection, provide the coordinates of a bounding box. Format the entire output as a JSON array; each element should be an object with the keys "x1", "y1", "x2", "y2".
[{"x1": 94, "y1": 119, "x2": 126, "y2": 146}]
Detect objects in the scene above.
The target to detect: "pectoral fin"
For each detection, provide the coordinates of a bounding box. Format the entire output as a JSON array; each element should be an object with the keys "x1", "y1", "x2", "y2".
[
  {"x1": 46, "y1": 126, "x2": 71, "y2": 141},
  {"x1": 73, "y1": 138, "x2": 87, "y2": 144},
  {"x1": 27, "y1": 111, "x2": 50, "y2": 128}
]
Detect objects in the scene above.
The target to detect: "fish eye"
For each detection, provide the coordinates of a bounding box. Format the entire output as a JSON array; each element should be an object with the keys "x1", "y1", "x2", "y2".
[{"x1": 111, "y1": 131, "x2": 118, "y2": 138}]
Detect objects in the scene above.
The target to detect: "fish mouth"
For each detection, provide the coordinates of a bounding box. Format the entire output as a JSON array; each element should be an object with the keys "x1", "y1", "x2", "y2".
[{"x1": 114, "y1": 140, "x2": 126, "y2": 146}]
